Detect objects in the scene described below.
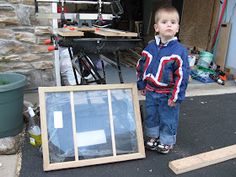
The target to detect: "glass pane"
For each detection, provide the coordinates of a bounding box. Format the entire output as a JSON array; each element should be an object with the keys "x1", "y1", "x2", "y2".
[
  {"x1": 45, "y1": 92, "x2": 75, "y2": 163},
  {"x1": 74, "y1": 90, "x2": 112, "y2": 160},
  {"x1": 111, "y1": 89, "x2": 138, "y2": 155}
]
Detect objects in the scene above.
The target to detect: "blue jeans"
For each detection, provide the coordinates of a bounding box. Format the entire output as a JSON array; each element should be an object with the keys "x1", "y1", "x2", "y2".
[{"x1": 145, "y1": 91, "x2": 180, "y2": 145}]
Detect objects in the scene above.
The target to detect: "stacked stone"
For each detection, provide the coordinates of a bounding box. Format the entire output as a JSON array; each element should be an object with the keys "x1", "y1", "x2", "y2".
[{"x1": 0, "y1": 0, "x2": 55, "y2": 88}]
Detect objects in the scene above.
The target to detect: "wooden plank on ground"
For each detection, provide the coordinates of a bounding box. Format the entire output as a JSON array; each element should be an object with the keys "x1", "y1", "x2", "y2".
[
  {"x1": 99, "y1": 54, "x2": 117, "y2": 67},
  {"x1": 119, "y1": 50, "x2": 139, "y2": 67},
  {"x1": 169, "y1": 144, "x2": 236, "y2": 174},
  {"x1": 215, "y1": 23, "x2": 231, "y2": 69}
]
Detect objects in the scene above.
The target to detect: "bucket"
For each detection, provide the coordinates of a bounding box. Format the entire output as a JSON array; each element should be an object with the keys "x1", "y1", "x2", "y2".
[
  {"x1": 0, "y1": 73, "x2": 26, "y2": 138},
  {"x1": 197, "y1": 51, "x2": 213, "y2": 68}
]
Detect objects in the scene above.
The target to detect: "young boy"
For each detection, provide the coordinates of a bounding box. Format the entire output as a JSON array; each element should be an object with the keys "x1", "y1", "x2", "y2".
[{"x1": 136, "y1": 6, "x2": 190, "y2": 154}]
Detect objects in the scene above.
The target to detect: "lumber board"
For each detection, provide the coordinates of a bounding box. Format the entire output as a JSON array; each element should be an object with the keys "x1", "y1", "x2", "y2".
[
  {"x1": 99, "y1": 54, "x2": 117, "y2": 66},
  {"x1": 55, "y1": 28, "x2": 84, "y2": 37},
  {"x1": 119, "y1": 50, "x2": 139, "y2": 67},
  {"x1": 169, "y1": 144, "x2": 236, "y2": 174},
  {"x1": 55, "y1": 27, "x2": 137, "y2": 37},
  {"x1": 215, "y1": 23, "x2": 231, "y2": 70},
  {"x1": 66, "y1": 26, "x2": 95, "y2": 32},
  {"x1": 77, "y1": 27, "x2": 95, "y2": 32},
  {"x1": 93, "y1": 28, "x2": 138, "y2": 37}
]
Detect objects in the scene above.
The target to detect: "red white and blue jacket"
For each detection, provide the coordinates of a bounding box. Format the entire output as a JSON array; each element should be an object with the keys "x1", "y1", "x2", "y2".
[{"x1": 136, "y1": 36, "x2": 190, "y2": 103}]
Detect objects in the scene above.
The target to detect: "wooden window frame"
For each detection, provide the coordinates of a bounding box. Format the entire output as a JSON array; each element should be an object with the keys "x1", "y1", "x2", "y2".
[{"x1": 39, "y1": 83, "x2": 145, "y2": 171}]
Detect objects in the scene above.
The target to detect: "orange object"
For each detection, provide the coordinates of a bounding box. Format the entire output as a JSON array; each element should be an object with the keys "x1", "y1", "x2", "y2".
[
  {"x1": 69, "y1": 27, "x2": 75, "y2": 31},
  {"x1": 64, "y1": 26, "x2": 76, "y2": 31},
  {"x1": 44, "y1": 39, "x2": 52, "y2": 45},
  {"x1": 219, "y1": 75, "x2": 227, "y2": 81},
  {"x1": 47, "y1": 46, "x2": 56, "y2": 51},
  {"x1": 57, "y1": 6, "x2": 68, "y2": 13}
]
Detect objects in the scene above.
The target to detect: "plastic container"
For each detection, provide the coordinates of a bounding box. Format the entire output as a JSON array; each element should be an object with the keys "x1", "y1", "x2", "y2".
[
  {"x1": 27, "y1": 107, "x2": 42, "y2": 146},
  {"x1": 197, "y1": 51, "x2": 213, "y2": 68},
  {"x1": 188, "y1": 55, "x2": 197, "y2": 67},
  {"x1": 190, "y1": 69, "x2": 214, "y2": 83},
  {"x1": 0, "y1": 73, "x2": 26, "y2": 138}
]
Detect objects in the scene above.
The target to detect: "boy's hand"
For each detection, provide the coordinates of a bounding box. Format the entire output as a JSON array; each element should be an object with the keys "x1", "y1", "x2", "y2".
[
  {"x1": 140, "y1": 90, "x2": 146, "y2": 96},
  {"x1": 168, "y1": 99, "x2": 176, "y2": 107}
]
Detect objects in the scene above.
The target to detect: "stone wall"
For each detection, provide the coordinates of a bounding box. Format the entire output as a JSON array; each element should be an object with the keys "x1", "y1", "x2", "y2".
[{"x1": 0, "y1": 0, "x2": 55, "y2": 88}]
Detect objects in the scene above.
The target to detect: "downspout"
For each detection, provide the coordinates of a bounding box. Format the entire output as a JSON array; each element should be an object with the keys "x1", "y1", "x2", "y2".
[{"x1": 52, "y1": 3, "x2": 61, "y2": 86}]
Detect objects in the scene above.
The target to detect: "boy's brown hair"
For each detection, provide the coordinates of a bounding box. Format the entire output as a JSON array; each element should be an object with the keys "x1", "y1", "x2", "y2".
[{"x1": 154, "y1": 6, "x2": 180, "y2": 23}]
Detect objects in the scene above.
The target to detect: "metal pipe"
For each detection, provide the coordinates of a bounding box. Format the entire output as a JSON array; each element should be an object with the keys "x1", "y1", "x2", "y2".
[
  {"x1": 36, "y1": 0, "x2": 111, "y2": 5},
  {"x1": 35, "y1": 13, "x2": 114, "y2": 20}
]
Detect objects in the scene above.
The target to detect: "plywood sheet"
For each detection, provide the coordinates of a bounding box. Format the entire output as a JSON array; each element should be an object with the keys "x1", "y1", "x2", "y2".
[
  {"x1": 179, "y1": 0, "x2": 215, "y2": 49},
  {"x1": 169, "y1": 144, "x2": 236, "y2": 174},
  {"x1": 215, "y1": 23, "x2": 231, "y2": 69}
]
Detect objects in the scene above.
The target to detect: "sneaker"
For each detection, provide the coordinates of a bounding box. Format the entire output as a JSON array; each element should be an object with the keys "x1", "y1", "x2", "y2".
[
  {"x1": 157, "y1": 144, "x2": 173, "y2": 154},
  {"x1": 145, "y1": 137, "x2": 160, "y2": 150}
]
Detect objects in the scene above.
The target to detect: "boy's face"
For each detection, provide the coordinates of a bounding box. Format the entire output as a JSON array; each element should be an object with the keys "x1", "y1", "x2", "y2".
[{"x1": 154, "y1": 11, "x2": 179, "y2": 42}]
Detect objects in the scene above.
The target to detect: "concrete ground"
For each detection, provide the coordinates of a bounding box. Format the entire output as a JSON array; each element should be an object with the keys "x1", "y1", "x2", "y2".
[
  {"x1": 0, "y1": 155, "x2": 18, "y2": 177},
  {"x1": 0, "y1": 65, "x2": 236, "y2": 177}
]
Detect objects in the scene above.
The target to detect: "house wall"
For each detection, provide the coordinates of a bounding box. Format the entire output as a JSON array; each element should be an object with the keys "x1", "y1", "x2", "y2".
[
  {"x1": 225, "y1": 0, "x2": 236, "y2": 71},
  {"x1": 0, "y1": 0, "x2": 55, "y2": 89}
]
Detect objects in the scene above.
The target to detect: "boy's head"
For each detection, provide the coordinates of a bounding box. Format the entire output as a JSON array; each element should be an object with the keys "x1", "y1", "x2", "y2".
[{"x1": 153, "y1": 6, "x2": 180, "y2": 42}]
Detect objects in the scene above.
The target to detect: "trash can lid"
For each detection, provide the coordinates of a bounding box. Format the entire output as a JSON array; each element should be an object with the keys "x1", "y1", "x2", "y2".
[{"x1": 0, "y1": 73, "x2": 26, "y2": 92}]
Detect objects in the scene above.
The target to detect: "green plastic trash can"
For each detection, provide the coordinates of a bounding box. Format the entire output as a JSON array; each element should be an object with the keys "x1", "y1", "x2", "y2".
[{"x1": 0, "y1": 73, "x2": 26, "y2": 138}]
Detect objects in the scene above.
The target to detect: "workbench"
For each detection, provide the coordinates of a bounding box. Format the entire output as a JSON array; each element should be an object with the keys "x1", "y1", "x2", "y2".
[{"x1": 55, "y1": 27, "x2": 141, "y2": 84}]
